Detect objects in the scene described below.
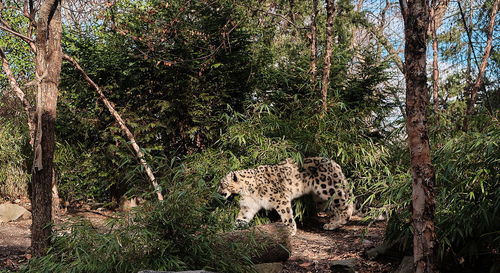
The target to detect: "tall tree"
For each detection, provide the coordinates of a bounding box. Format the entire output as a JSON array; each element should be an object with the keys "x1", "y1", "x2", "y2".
[
  {"x1": 31, "y1": 0, "x2": 63, "y2": 257},
  {"x1": 399, "y1": 0, "x2": 438, "y2": 272},
  {"x1": 0, "y1": 0, "x2": 63, "y2": 216},
  {"x1": 429, "y1": 0, "x2": 450, "y2": 114},
  {"x1": 308, "y1": 0, "x2": 318, "y2": 92},
  {"x1": 320, "y1": 0, "x2": 335, "y2": 113},
  {"x1": 463, "y1": 0, "x2": 499, "y2": 130}
]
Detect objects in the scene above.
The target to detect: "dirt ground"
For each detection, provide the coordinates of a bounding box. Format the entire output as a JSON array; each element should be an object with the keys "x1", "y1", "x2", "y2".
[
  {"x1": 282, "y1": 217, "x2": 396, "y2": 273},
  {"x1": 0, "y1": 210, "x2": 396, "y2": 272}
]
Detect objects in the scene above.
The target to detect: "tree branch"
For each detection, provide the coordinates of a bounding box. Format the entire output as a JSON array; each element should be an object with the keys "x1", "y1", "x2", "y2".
[
  {"x1": 0, "y1": 23, "x2": 36, "y2": 51},
  {"x1": 0, "y1": 47, "x2": 36, "y2": 145},
  {"x1": 368, "y1": 24, "x2": 405, "y2": 74},
  {"x1": 463, "y1": 0, "x2": 499, "y2": 129}
]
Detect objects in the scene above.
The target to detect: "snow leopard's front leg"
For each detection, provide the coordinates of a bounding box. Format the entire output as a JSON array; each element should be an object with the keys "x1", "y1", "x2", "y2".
[
  {"x1": 235, "y1": 196, "x2": 261, "y2": 228},
  {"x1": 274, "y1": 200, "x2": 296, "y2": 235}
]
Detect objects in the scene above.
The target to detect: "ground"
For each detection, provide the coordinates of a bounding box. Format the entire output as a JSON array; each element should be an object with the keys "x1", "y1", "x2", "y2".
[
  {"x1": 282, "y1": 216, "x2": 396, "y2": 273},
  {"x1": 0, "y1": 208, "x2": 395, "y2": 272}
]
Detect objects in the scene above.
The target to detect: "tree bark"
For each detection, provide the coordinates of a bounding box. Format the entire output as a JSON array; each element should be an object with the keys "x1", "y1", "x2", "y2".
[
  {"x1": 399, "y1": 1, "x2": 438, "y2": 272},
  {"x1": 308, "y1": 0, "x2": 318, "y2": 92},
  {"x1": 62, "y1": 54, "x2": 164, "y2": 201},
  {"x1": 463, "y1": 0, "x2": 499, "y2": 130},
  {"x1": 320, "y1": 0, "x2": 335, "y2": 113},
  {"x1": 31, "y1": 0, "x2": 62, "y2": 257}
]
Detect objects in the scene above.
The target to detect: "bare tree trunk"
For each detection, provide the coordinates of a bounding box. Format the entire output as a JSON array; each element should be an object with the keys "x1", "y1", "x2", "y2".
[
  {"x1": 308, "y1": 0, "x2": 318, "y2": 92},
  {"x1": 350, "y1": 0, "x2": 365, "y2": 49},
  {"x1": 429, "y1": 0, "x2": 450, "y2": 115},
  {"x1": 320, "y1": 0, "x2": 335, "y2": 113},
  {"x1": 463, "y1": 0, "x2": 499, "y2": 130},
  {"x1": 400, "y1": 1, "x2": 438, "y2": 272},
  {"x1": 62, "y1": 54, "x2": 164, "y2": 201},
  {"x1": 429, "y1": 0, "x2": 450, "y2": 114},
  {"x1": 31, "y1": 0, "x2": 62, "y2": 257},
  {"x1": 431, "y1": 28, "x2": 439, "y2": 114}
]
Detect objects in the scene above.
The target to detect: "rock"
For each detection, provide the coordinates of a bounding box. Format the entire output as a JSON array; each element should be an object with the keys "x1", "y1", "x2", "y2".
[
  {"x1": 394, "y1": 256, "x2": 413, "y2": 273},
  {"x1": 0, "y1": 203, "x2": 31, "y2": 223},
  {"x1": 330, "y1": 258, "x2": 356, "y2": 273},
  {"x1": 254, "y1": 262, "x2": 283, "y2": 273},
  {"x1": 362, "y1": 239, "x2": 374, "y2": 248},
  {"x1": 365, "y1": 241, "x2": 401, "y2": 260}
]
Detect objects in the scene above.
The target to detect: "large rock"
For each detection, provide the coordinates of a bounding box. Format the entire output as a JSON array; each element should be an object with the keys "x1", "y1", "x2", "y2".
[
  {"x1": 330, "y1": 258, "x2": 357, "y2": 273},
  {"x1": 394, "y1": 256, "x2": 413, "y2": 273},
  {"x1": 254, "y1": 262, "x2": 283, "y2": 273},
  {"x1": 0, "y1": 203, "x2": 31, "y2": 223}
]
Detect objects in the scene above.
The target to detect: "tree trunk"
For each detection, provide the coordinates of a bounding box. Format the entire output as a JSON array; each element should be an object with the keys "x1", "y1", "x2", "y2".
[
  {"x1": 31, "y1": 0, "x2": 62, "y2": 257},
  {"x1": 429, "y1": 0, "x2": 449, "y2": 114},
  {"x1": 399, "y1": 1, "x2": 438, "y2": 273},
  {"x1": 63, "y1": 54, "x2": 164, "y2": 201},
  {"x1": 320, "y1": 0, "x2": 335, "y2": 113},
  {"x1": 429, "y1": 0, "x2": 450, "y2": 115},
  {"x1": 308, "y1": 0, "x2": 318, "y2": 92},
  {"x1": 431, "y1": 32, "x2": 439, "y2": 114},
  {"x1": 463, "y1": 0, "x2": 499, "y2": 130}
]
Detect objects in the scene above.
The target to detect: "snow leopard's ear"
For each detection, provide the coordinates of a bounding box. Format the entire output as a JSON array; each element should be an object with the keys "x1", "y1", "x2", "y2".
[{"x1": 232, "y1": 172, "x2": 238, "y2": 182}]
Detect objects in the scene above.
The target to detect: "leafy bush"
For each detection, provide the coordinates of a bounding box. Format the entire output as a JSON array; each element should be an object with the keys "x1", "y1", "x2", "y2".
[
  {"x1": 0, "y1": 118, "x2": 29, "y2": 200},
  {"x1": 385, "y1": 122, "x2": 500, "y2": 269},
  {"x1": 22, "y1": 173, "x2": 260, "y2": 273},
  {"x1": 182, "y1": 102, "x2": 399, "y2": 224}
]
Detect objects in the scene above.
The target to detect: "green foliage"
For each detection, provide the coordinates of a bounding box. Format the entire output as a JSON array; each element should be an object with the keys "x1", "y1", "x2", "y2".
[
  {"x1": 385, "y1": 117, "x2": 500, "y2": 267},
  {"x1": 186, "y1": 99, "x2": 397, "y2": 223},
  {"x1": 0, "y1": 118, "x2": 29, "y2": 200},
  {"x1": 22, "y1": 177, "x2": 259, "y2": 273}
]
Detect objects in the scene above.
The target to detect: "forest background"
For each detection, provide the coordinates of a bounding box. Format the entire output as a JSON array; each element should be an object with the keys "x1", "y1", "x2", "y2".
[{"x1": 0, "y1": 0, "x2": 498, "y2": 272}]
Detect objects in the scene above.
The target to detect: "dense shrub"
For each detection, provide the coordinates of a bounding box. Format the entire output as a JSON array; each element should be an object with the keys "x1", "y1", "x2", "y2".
[
  {"x1": 21, "y1": 174, "x2": 260, "y2": 273},
  {"x1": 385, "y1": 120, "x2": 500, "y2": 270},
  {"x1": 0, "y1": 118, "x2": 29, "y2": 201}
]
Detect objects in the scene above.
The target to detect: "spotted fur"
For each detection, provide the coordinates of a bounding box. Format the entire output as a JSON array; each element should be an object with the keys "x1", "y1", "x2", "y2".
[{"x1": 218, "y1": 157, "x2": 354, "y2": 234}]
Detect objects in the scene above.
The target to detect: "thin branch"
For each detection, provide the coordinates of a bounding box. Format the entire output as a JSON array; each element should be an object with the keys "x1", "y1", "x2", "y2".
[
  {"x1": 0, "y1": 47, "x2": 35, "y2": 144},
  {"x1": 457, "y1": 0, "x2": 480, "y2": 70},
  {"x1": 464, "y1": 0, "x2": 499, "y2": 129},
  {"x1": 368, "y1": 24, "x2": 404, "y2": 74},
  {"x1": 0, "y1": 22, "x2": 36, "y2": 51},
  {"x1": 399, "y1": 0, "x2": 408, "y2": 22}
]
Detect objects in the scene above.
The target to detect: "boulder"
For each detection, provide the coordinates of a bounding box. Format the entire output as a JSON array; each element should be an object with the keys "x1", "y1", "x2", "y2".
[
  {"x1": 254, "y1": 262, "x2": 283, "y2": 273},
  {"x1": 0, "y1": 203, "x2": 31, "y2": 223},
  {"x1": 330, "y1": 258, "x2": 357, "y2": 273},
  {"x1": 394, "y1": 256, "x2": 413, "y2": 273}
]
